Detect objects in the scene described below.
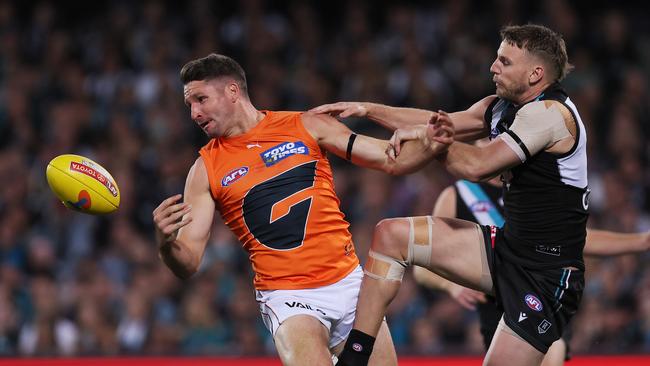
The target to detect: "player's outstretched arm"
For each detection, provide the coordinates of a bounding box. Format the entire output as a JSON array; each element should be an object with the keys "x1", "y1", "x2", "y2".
[
  {"x1": 309, "y1": 101, "x2": 433, "y2": 130},
  {"x1": 301, "y1": 112, "x2": 451, "y2": 175},
  {"x1": 584, "y1": 229, "x2": 650, "y2": 256},
  {"x1": 309, "y1": 96, "x2": 494, "y2": 142},
  {"x1": 153, "y1": 157, "x2": 215, "y2": 279}
]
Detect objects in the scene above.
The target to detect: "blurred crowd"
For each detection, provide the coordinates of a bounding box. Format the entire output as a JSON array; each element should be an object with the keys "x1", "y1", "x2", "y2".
[{"x1": 1, "y1": 0, "x2": 649, "y2": 357}]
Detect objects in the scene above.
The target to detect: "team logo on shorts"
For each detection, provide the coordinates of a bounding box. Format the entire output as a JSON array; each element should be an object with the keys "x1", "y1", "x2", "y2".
[
  {"x1": 538, "y1": 319, "x2": 552, "y2": 334},
  {"x1": 260, "y1": 141, "x2": 309, "y2": 167},
  {"x1": 222, "y1": 166, "x2": 249, "y2": 187},
  {"x1": 525, "y1": 293, "x2": 543, "y2": 312}
]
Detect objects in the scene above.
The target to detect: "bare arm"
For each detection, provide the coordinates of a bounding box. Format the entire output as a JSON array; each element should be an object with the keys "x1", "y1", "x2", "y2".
[
  {"x1": 309, "y1": 96, "x2": 495, "y2": 142},
  {"x1": 301, "y1": 112, "x2": 452, "y2": 175},
  {"x1": 584, "y1": 229, "x2": 650, "y2": 256},
  {"x1": 439, "y1": 99, "x2": 581, "y2": 182},
  {"x1": 438, "y1": 137, "x2": 521, "y2": 182},
  {"x1": 153, "y1": 157, "x2": 215, "y2": 279}
]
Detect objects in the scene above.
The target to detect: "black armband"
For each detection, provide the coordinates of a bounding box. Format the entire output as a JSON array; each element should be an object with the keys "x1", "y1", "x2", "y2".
[{"x1": 346, "y1": 133, "x2": 357, "y2": 161}]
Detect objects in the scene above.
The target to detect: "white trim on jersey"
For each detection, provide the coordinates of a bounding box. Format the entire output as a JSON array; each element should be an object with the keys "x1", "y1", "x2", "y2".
[
  {"x1": 455, "y1": 180, "x2": 505, "y2": 227},
  {"x1": 557, "y1": 97, "x2": 588, "y2": 188}
]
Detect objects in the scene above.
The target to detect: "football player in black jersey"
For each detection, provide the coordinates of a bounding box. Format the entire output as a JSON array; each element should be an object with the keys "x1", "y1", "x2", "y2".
[
  {"x1": 313, "y1": 24, "x2": 597, "y2": 366},
  {"x1": 413, "y1": 176, "x2": 649, "y2": 366}
]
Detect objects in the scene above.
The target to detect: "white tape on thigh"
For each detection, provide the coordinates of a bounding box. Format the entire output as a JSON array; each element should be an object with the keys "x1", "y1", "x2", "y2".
[
  {"x1": 364, "y1": 250, "x2": 407, "y2": 281},
  {"x1": 406, "y1": 216, "x2": 433, "y2": 267}
]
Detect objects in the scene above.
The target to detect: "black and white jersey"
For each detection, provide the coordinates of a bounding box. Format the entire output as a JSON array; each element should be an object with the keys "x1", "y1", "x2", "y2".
[
  {"x1": 455, "y1": 180, "x2": 504, "y2": 227},
  {"x1": 485, "y1": 83, "x2": 589, "y2": 270}
]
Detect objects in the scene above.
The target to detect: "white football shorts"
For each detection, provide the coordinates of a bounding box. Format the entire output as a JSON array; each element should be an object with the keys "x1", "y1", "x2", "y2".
[{"x1": 256, "y1": 265, "x2": 363, "y2": 349}]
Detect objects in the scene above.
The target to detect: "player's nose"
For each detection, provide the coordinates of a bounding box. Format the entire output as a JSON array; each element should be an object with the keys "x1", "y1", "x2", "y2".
[
  {"x1": 190, "y1": 104, "x2": 202, "y2": 121},
  {"x1": 489, "y1": 59, "x2": 500, "y2": 74}
]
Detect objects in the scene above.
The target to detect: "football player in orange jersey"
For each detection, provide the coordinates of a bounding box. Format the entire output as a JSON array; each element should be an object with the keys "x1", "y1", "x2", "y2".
[{"x1": 152, "y1": 53, "x2": 453, "y2": 366}]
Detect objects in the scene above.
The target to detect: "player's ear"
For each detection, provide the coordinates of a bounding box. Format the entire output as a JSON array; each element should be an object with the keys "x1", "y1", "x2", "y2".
[
  {"x1": 226, "y1": 82, "x2": 239, "y2": 102},
  {"x1": 529, "y1": 65, "x2": 544, "y2": 84}
]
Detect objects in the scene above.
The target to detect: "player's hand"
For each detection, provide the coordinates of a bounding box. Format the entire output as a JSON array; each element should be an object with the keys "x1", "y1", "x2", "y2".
[
  {"x1": 428, "y1": 110, "x2": 455, "y2": 155},
  {"x1": 153, "y1": 194, "x2": 192, "y2": 246},
  {"x1": 388, "y1": 110, "x2": 454, "y2": 158},
  {"x1": 447, "y1": 282, "x2": 487, "y2": 310},
  {"x1": 309, "y1": 102, "x2": 368, "y2": 118}
]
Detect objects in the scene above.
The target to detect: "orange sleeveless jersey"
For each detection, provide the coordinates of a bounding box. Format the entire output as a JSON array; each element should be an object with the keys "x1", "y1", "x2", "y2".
[{"x1": 199, "y1": 111, "x2": 359, "y2": 290}]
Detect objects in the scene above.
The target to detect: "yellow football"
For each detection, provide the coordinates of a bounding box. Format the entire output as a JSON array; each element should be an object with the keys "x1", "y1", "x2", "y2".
[{"x1": 46, "y1": 154, "x2": 120, "y2": 215}]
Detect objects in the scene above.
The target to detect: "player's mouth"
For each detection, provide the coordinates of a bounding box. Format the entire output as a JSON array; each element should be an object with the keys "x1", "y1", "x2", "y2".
[{"x1": 199, "y1": 120, "x2": 213, "y2": 130}]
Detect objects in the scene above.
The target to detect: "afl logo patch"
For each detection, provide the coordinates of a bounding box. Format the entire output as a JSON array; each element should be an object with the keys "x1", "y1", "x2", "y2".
[
  {"x1": 470, "y1": 201, "x2": 493, "y2": 213},
  {"x1": 525, "y1": 294, "x2": 543, "y2": 312},
  {"x1": 222, "y1": 166, "x2": 249, "y2": 187}
]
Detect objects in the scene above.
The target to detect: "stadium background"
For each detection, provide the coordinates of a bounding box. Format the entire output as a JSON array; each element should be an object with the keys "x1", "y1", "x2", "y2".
[{"x1": 0, "y1": 0, "x2": 649, "y2": 363}]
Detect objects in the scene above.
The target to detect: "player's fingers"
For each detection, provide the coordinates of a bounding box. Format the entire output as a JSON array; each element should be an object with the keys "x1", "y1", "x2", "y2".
[
  {"x1": 458, "y1": 296, "x2": 477, "y2": 310},
  {"x1": 154, "y1": 201, "x2": 188, "y2": 225},
  {"x1": 164, "y1": 194, "x2": 183, "y2": 207},
  {"x1": 392, "y1": 132, "x2": 403, "y2": 155},
  {"x1": 170, "y1": 216, "x2": 193, "y2": 234},
  {"x1": 153, "y1": 194, "x2": 183, "y2": 216},
  {"x1": 340, "y1": 104, "x2": 366, "y2": 118},
  {"x1": 432, "y1": 124, "x2": 454, "y2": 142},
  {"x1": 158, "y1": 204, "x2": 192, "y2": 230},
  {"x1": 475, "y1": 292, "x2": 488, "y2": 303},
  {"x1": 309, "y1": 103, "x2": 335, "y2": 113},
  {"x1": 428, "y1": 112, "x2": 439, "y2": 125},
  {"x1": 165, "y1": 202, "x2": 190, "y2": 216},
  {"x1": 162, "y1": 216, "x2": 192, "y2": 236},
  {"x1": 386, "y1": 144, "x2": 397, "y2": 161},
  {"x1": 339, "y1": 108, "x2": 354, "y2": 118}
]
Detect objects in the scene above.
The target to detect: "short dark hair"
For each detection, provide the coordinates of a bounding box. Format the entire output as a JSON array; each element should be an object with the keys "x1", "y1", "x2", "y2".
[
  {"x1": 179, "y1": 53, "x2": 249, "y2": 97},
  {"x1": 500, "y1": 24, "x2": 573, "y2": 81}
]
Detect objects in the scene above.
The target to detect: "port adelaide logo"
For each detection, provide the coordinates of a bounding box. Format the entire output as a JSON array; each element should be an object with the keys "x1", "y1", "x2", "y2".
[{"x1": 261, "y1": 141, "x2": 309, "y2": 167}]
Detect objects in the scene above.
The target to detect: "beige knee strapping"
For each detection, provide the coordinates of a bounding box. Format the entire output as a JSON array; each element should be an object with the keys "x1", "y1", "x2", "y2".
[
  {"x1": 364, "y1": 249, "x2": 407, "y2": 281},
  {"x1": 363, "y1": 216, "x2": 434, "y2": 281},
  {"x1": 407, "y1": 216, "x2": 433, "y2": 267}
]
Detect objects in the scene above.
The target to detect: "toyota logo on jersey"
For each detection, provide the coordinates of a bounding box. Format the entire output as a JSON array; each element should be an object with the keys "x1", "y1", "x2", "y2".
[
  {"x1": 525, "y1": 294, "x2": 543, "y2": 312},
  {"x1": 260, "y1": 141, "x2": 309, "y2": 167}
]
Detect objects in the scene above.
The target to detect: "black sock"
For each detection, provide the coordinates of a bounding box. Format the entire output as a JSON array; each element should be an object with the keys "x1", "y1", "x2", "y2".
[{"x1": 336, "y1": 329, "x2": 376, "y2": 366}]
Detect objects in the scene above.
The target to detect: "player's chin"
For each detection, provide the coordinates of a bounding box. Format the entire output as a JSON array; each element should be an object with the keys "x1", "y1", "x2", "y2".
[
  {"x1": 204, "y1": 129, "x2": 220, "y2": 138},
  {"x1": 495, "y1": 87, "x2": 512, "y2": 100}
]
